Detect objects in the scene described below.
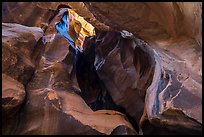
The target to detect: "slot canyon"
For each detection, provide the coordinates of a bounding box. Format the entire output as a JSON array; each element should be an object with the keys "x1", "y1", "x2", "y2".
[{"x1": 2, "y1": 2, "x2": 202, "y2": 135}]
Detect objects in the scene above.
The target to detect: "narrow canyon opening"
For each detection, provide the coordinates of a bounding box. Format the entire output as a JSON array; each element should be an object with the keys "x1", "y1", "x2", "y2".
[{"x1": 2, "y1": 2, "x2": 202, "y2": 135}]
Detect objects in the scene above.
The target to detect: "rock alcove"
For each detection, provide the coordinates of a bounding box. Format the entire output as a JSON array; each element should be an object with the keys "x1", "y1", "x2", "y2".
[{"x1": 2, "y1": 2, "x2": 202, "y2": 135}]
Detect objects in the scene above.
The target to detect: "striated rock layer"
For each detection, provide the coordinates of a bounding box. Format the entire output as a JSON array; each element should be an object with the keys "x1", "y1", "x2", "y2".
[
  {"x1": 2, "y1": 2, "x2": 202, "y2": 135},
  {"x1": 2, "y1": 22, "x2": 137, "y2": 135},
  {"x1": 84, "y1": 2, "x2": 202, "y2": 46},
  {"x1": 15, "y1": 61, "x2": 136, "y2": 135},
  {"x1": 93, "y1": 30, "x2": 156, "y2": 124},
  {"x1": 83, "y1": 2, "x2": 202, "y2": 135}
]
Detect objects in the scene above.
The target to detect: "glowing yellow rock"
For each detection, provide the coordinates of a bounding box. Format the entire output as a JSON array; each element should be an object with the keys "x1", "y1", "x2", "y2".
[{"x1": 68, "y1": 9, "x2": 95, "y2": 48}]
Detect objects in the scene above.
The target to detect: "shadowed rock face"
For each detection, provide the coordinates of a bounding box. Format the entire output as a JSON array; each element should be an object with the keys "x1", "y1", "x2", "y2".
[
  {"x1": 2, "y1": 74, "x2": 26, "y2": 135},
  {"x1": 75, "y1": 36, "x2": 102, "y2": 105},
  {"x1": 2, "y1": 74, "x2": 25, "y2": 118},
  {"x1": 2, "y1": 21, "x2": 137, "y2": 135},
  {"x1": 2, "y1": 2, "x2": 202, "y2": 135},
  {"x1": 93, "y1": 30, "x2": 156, "y2": 126},
  {"x1": 92, "y1": 30, "x2": 201, "y2": 135},
  {"x1": 82, "y1": 3, "x2": 202, "y2": 135},
  {"x1": 111, "y1": 125, "x2": 138, "y2": 135}
]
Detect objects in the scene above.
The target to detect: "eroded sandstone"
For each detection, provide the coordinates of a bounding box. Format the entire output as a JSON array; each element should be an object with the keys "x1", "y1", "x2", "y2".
[
  {"x1": 2, "y1": 23, "x2": 44, "y2": 85},
  {"x1": 2, "y1": 2, "x2": 202, "y2": 135}
]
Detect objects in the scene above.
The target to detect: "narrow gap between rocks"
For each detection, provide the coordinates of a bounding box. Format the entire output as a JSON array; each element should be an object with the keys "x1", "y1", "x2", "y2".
[{"x1": 41, "y1": 6, "x2": 157, "y2": 134}]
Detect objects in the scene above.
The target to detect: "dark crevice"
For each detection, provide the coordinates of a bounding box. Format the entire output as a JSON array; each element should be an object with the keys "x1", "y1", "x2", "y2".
[{"x1": 73, "y1": 35, "x2": 140, "y2": 133}]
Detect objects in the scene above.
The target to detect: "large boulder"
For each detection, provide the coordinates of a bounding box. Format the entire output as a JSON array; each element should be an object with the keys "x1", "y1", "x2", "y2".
[{"x1": 2, "y1": 23, "x2": 44, "y2": 85}]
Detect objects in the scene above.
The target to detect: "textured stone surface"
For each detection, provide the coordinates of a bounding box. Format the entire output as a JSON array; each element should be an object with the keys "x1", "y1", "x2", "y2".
[
  {"x1": 82, "y1": 2, "x2": 202, "y2": 134},
  {"x1": 2, "y1": 2, "x2": 202, "y2": 135},
  {"x1": 2, "y1": 2, "x2": 98, "y2": 49},
  {"x1": 2, "y1": 74, "x2": 26, "y2": 135},
  {"x1": 93, "y1": 30, "x2": 202, "y2": 135},
  {"x1": 41, "y1": 34, "x2": 69, "y2": 69},
  {"x1": 2, "y1": 21, "x2": 136, "y2": 134},
  {"x1": 2, "y1": 2, "x2": 56, "y2": 28},
  {"x1": 111, "y1": 125, "x2": 138, "y2": 135},
  {"x1": 13, "y1": 58, "x2": 136, "y2": 135},
  {"x1": 75, "y1": 36, "x2": 126, "y2": 112},
  {"x1": 84, "y1": 2, "x2": 202, "y2": 46},
  {"x1": 2, "y1": 23, "x2": 44, "y2": 85},
  {"x1": 33, "y1": 2, "x2": 109, "y2": 30},
  {"x1": 141, "y1": 40, "x2": 202, "y2": 134},
  {"x1": 94, "y1": 30, "x2": 156, "y2": 125},
  {"x1": 2, "y1": 73, "x2": 25, "y2": 117}
]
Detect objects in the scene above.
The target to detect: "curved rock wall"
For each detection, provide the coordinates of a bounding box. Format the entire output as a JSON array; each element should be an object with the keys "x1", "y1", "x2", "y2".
[
  {"x1": 2, "y1": 2, "x2": 137, "y2": 135},
  {"x1": 2, "y1": 2, "x2": 202, "y2": 135},
  {"x1": 93, "y1": 31, "x2": 156, "y2": 124},
  {"x1": 83, "y1": 2, "x2": 202, "y2": 135},
  {"x1": 84, "y1": 2, "x2": 202, "y2": 45}
]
